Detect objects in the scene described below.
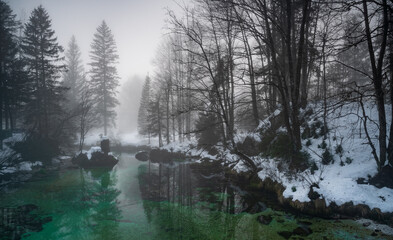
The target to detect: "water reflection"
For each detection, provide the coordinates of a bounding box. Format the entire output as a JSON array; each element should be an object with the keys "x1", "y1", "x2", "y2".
[
  {"x1": 82, "y1": 169, "x2": 121, "y2": 240},
  {"x1": 0, "y1": 154, "x2": 385, "y2": 240},
  {"x1": 138, "y1": 160, "x2": 259, "y2": 215},
  {"x1": 137, "y1": 161, "x2": 258, "y2": 239}
]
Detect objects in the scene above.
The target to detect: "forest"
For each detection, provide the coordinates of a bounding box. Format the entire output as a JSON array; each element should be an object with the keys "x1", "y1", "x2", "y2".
[
  {"x1": 138, "y1": 0, "x2": 393, "y2": 173},
  {"x1": 0, "y1": 0, "x2": 393, "y2": 239}
]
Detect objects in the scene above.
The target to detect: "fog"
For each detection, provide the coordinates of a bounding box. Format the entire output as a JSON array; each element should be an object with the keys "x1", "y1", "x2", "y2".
[
  {"x1": 117, "y1": 75, "x2": 144, "y2": 133},
  {"x1": 8, "y1": 0, "x2": 184, "y2": 135}
]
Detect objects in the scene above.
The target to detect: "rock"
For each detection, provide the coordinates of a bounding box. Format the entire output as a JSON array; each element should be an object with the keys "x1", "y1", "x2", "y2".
[
  {"x1": 257, "y1": 214, "x2": 273, "y2": 225},
  {"x1": 72, "y1": 153, "x2": 88, "y2": 165},
  {"x1": 356, "y1": 177, "x2": 368, "y2": 184},
  {"x1": 293, "y1": 225, "x2": 313, "y2": 236},
  {"x1": 278, "y1": 231, "x2": 293, "y2": 239},
  {"x1": 149, "y1": 149, "x2": 185, "y2": 164},
  {"x1": 100, "y1": 139, "x2": 110, "y2": 154},
  {"x1": 308, "y1": 184, "x2": 321, "y2": 200},
  {"x1": 72, "y1": 152, "x2": 118, "y2": 169},
  {"x1": 362, "y1": 222, "x2": 371, "y2": 227},
  {"x1": 135, "y1": 151, "x2": 149, "y2": 161}
]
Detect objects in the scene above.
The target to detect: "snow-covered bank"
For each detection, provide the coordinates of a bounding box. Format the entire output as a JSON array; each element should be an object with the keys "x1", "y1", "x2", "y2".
[
  {"x1": 278, "y1": 102, "x2": 392, "y2": 213},
  {"x1": 0, "y1": 133, "x2": 48, "y2": 175},
  {"x1": 148, "y1": 102, "x2": 393, "y2": 214},
  {"x1": 251, "y1": 102, "x2": 393, "y2": 213}
]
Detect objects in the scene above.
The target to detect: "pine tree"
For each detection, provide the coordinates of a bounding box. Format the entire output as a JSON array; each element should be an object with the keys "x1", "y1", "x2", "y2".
[
  {"x1": 0, "y1": 1, "x2": 23, "y2": 132},
  {"x1": 22, "y1": 5, "x2": 65, "y2": 138},
  {"x1": 63, "y1": 36, "x2": 85, "y2": 106},
  {"x1": 89, "y1": 20, "x2": 119, "y2": 136},
  {"x1": 137, "y1": 75, "x2": 151, "y2": 140}
]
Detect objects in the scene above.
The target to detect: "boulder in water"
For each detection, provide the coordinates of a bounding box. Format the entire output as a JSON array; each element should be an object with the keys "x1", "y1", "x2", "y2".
[
  {"x1": 72, "y1": 147, "x2": 118, "y2": 169},
  {"x1": 100, "y1": 138, "x2": 110, "y2": 155},
  {"x1": 135, "y1": 151, "x2": 149, "y2": 161}
]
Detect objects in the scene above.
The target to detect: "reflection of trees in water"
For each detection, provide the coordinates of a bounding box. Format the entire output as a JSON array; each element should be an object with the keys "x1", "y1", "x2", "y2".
[
  {"x1": 137, "y1": 161, "x2": 241, "y2": 239},
  {"x1": 81, "y1": 168, "x2": 122, "y2": 240}
]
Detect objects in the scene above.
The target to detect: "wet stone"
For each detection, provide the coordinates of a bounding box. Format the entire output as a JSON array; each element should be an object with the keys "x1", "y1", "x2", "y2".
[{"x1": 362, "y1": 222, "x2": 371, "y2": 227}]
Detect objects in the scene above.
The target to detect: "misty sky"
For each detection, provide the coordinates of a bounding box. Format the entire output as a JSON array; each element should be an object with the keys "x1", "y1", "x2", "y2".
[{"x1": 8, "y1": 0, "x2": 185, "y2": 82}]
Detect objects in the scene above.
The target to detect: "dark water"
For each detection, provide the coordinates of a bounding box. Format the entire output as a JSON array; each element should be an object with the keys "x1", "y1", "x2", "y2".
[{"x1": 0, "y1": 153, "x2": 388, "y2": 239}]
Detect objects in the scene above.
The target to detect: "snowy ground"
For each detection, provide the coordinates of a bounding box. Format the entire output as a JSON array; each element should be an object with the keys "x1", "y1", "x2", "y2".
[
  {"x1": 253, "y1": 102, "x2": 393, "y2": 213},
  {"x1": 276, "y1": 102, "x2": 393, "y2": 213}
]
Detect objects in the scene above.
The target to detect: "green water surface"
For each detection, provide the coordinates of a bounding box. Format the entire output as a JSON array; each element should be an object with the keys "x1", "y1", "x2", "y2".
[{"x1": 0, "y1": 153, "x2": 389, "y2": 240}]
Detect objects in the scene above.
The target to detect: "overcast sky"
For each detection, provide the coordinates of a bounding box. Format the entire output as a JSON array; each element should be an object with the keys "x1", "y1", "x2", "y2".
[{"x1": 8, "y1": 0, "x2": 186, "y2": 82}]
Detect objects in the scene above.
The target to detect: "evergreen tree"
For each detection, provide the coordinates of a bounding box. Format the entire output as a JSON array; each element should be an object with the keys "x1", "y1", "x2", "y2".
[
  {"x1": 63, "y1": 35, "x2": 85, "y2": 106},
  {"x1": 0, "y1": 0, "x2": 23, "y2": 131},
  {"x1": 22, "y1": 5, "x2": 65, "y2": 138},
  {"x1": 89, "y1": 20, "x2": 119, "y2": 135},
  {"x1": 146, "y1": 92, "x2": 164, "y2": 147},
  {"x1": 137, "y1": 75, "x2": 151, "y2": 140}
]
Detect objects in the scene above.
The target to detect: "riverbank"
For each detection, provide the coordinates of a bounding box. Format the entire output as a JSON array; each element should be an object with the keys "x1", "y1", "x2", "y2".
[{"x1": 137, "y1": 139, "x2": 393, "y2": 236}]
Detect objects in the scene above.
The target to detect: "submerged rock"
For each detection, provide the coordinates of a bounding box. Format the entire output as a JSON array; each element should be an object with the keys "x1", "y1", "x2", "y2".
[
  {"x1": 293, "y1": 225, "x2": 313, "y2": 236},
  {"x1": 257, "y1": 214, "x2": 272, "y2": 225},
  {"x1": 278, "y1": 231, "x2": 293, "y2": 239},
  {"x1": 0, "y1": 204, "x2": 52, "y2": 239}
]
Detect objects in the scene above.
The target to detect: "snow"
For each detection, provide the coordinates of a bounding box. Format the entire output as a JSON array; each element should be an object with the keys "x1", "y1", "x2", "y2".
[
  {"x1": 3, "y1": 133, "x2": 25, "y2": 144},
  {"x1": 356, "y1": 219, "x2": 393, "y2": 235},
  {"x1": 122, "y1": 101, "x2": 393, "y2": 213},
  {"x1": 84, "y1": 146, "x2": 102, "y2": 160},
  {"x1": 263, "y1": 102, "x2": 393, "y2": 212},
  {"x1": 118, "y1": 132, "x2": 150, "y2": 146},
  {"x1": 18, "y1": 161, "x2": 42, "y2": 171}
]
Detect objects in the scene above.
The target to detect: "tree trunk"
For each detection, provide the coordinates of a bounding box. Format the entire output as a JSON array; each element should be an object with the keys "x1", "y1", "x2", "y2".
[
  {"x1": 387, "y1": 7, "x2": 393, "y2": 166},
  {"x1": 362, "y1": 0, "x2": 389, "y2": 170}
]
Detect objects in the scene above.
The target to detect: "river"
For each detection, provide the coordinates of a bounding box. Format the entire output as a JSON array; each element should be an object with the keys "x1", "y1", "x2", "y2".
[{"x1": 0, "y1": 153, "x2": 388, "y2": 239}]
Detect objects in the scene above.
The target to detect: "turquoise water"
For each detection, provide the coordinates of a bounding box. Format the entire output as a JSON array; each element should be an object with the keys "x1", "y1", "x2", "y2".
[{"x1": 0, "y1": 153, "x2": 389, "y2": 239}]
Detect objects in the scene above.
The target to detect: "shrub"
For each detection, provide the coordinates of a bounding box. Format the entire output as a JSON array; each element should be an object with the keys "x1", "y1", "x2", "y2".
[
  {"x1": 321, "y1": 140, "x2": 327, "y2": 149},
  {"x1": 291, "y1": 150, "x2": 311, "y2": 170},
  {"x1": 291, "y1": 186, "x2": 297, "y2": 192},
  {"x1": 268, "y1": 133, "x2": 292, "y2": 159},
  {"x1": 340, "y1": 161, "x2": 345, "y2": 166},
  {"x1": 195, "y1": 111, "x2": 221, "y2": 149},
  {"x1": 310, "y1": 161, "x2": 318, "y2": 174},
  {"x1": 335, "y1": 144, "x2": 344, "y2": 156},
  {"x1": 306, "y1": 139, "x2": 312, "y2": 147},
  {"x1": 11, "y1": 133, "x2": 60, "y2": 164},
  {"x1": 345, "y1": 157, "x2": 353, "y2": 165},
  {"x1": 322, "y1": 149, "x2": 334, "y2": 165}
]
